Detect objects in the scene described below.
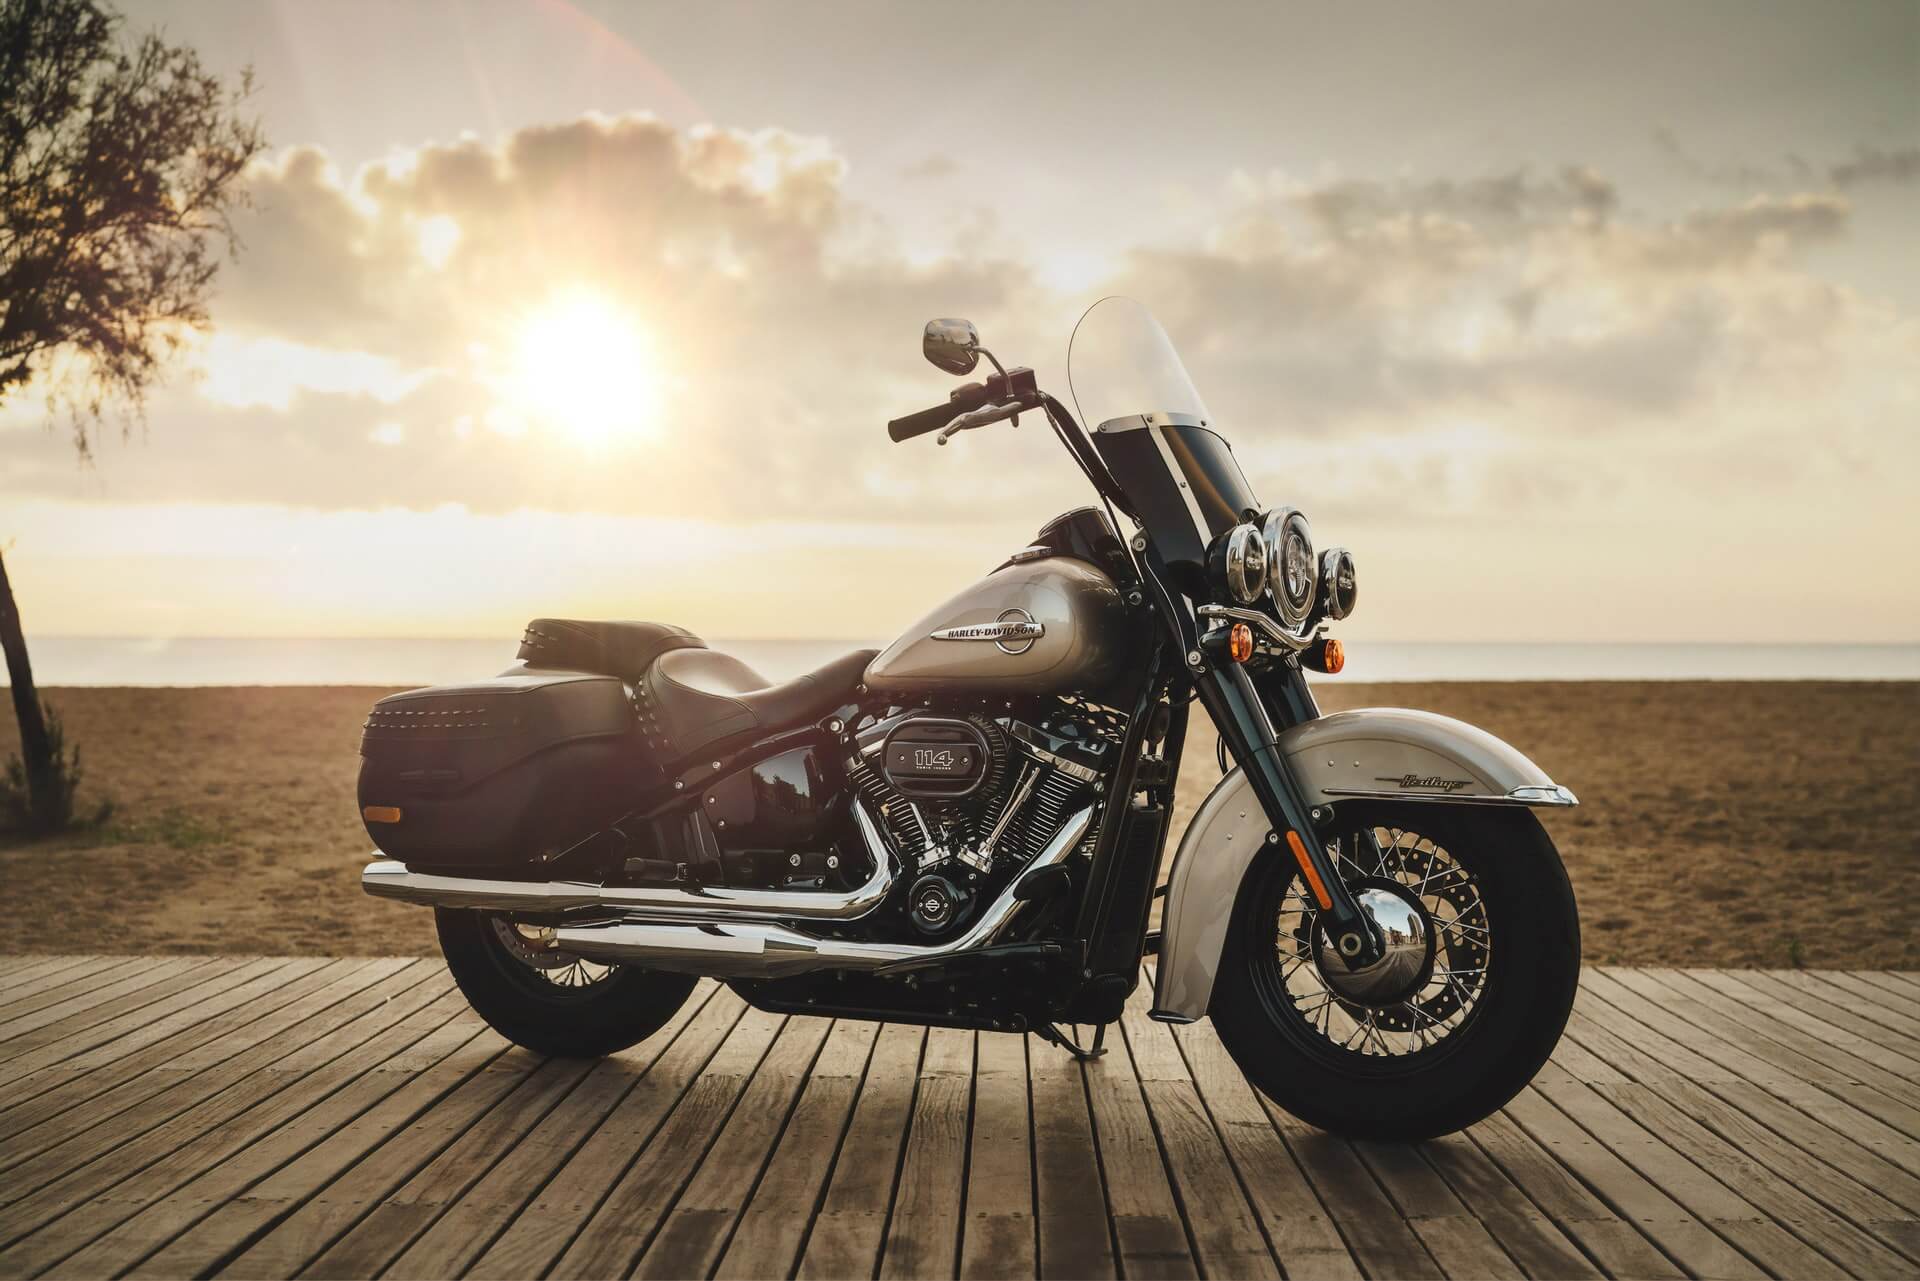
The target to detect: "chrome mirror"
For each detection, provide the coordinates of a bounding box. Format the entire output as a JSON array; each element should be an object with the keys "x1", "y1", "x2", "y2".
[{"x1": 923, "y1": 318, "x2": 982, "y2": 375}]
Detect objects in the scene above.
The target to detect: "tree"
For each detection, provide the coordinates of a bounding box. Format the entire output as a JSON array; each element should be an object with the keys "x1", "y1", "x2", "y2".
[{"x1": 0, "y1": 0, "x2": 264, "y2": 834}]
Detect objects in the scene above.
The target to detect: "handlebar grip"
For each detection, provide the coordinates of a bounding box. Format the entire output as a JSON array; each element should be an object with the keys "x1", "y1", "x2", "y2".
[{"x1": 888, "y1": 381, "x2": 992, "y2": 442}]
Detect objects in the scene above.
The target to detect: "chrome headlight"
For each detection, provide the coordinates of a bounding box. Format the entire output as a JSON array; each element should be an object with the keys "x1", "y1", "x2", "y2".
[
  {"x1": 1262, "y1": 506, "x2": 1315, "y2": 627},
  {"x1": 1319, "y1": 547, "x2": 1357, "y2": 620},
  {"x1": 1215, "y1": 522, "x2": 1268, "y2": 605}
]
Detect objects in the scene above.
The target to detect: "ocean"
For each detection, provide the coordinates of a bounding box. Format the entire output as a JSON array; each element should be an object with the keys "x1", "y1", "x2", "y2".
[{"x1": 7, "y1": 636, "x2": 1917, "y2": 686}]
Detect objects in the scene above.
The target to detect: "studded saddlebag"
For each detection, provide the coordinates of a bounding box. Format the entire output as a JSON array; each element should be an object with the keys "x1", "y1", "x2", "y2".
[{"x1": 358, "y1": 669, "x2": 648, "y2": 870}]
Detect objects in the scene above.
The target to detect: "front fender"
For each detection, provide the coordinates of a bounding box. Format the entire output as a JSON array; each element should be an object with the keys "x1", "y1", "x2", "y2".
[{"x1": 1150, "y1": 708, "x2": 1575, "y2": 1023}]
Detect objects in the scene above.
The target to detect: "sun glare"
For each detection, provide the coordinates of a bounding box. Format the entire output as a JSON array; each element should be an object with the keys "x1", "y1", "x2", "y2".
[{"x1": 502, "y1": 291, "x2": 661, "y2": 448}]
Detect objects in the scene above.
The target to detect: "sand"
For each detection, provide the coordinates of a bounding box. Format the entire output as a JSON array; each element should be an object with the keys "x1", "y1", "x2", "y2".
[{"x1": 2, "y1": 681, "x2": 1915, "y2": 968}]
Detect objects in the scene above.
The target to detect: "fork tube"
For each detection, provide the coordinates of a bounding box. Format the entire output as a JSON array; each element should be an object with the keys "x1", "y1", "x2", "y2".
[{"x1": 1193, "y1": 662, "x2": 1382, "y2": 966}]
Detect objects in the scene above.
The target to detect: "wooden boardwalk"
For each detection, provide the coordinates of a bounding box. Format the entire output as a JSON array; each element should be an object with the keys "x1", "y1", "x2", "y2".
[{"x1": 0, "y1": 957, "x2": 1917, "y2": 1279}]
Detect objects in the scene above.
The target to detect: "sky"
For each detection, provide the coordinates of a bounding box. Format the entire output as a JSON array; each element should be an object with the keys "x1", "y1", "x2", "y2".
[{"x1": 3, "y1": 0, "x2": 1916, "y2": 645}]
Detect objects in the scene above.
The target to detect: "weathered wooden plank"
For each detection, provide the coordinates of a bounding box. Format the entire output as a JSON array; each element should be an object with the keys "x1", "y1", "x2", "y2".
[
  {"x1": 0, "y1": 965, "x2": 446, "y2": 1248},
  {"x1": 714, "y1": 1018, "x2": 880, "y2": 1281},
  {"x1": 796, "y1": 1023, "x2": 925, "y2": 1281},
  {"x1": 957, "y1": 1031, "x2": 1034, "y2": 1281},
  {"x1": 540, "y1": 1005, "x2": 786, "y2": 1279},
  {"x1": 1082, "y1": 1020, "x2": 1196, "y2": 1280},
  {"x1": 112, "y1": 1026, "x2": 522, "y2": 1280},
  {"x1": 0, "y1": 956, "x2": 105, "y2": 992},
  {"x1": 0, "y1": 958, "x2": 336, "y2": 1159},
  {"x1": 1350, "y1": 1139, "x2": 1525, "y2": 1280},
  {"x1": 1417, "y1": 1131, "x2": 1604, "y2": 1280},
  {"x1": 1120, "y1": 999, "x2": 1278, "y2": 1280},
  {"x1": 0, "y1": 956, "x2": 341, "y2": 1096},
  {"x1": 1028, "y1": 1034, "x2": 1115, "y2": 1281},
  {"x1": 0, "y1": 956, "x2": 144, "y2": 1022},
  {"x1": 0, "y1": 981, "x2": 468, "y2": 1278},
  {"x1": 878, "y1": 1026, "x2": 975, "y2": 1280},
  {"x1": 0, "y1": 956, "x2": 216, "y2": 1053},
  {"x1": 1167, "y1": 1020, "x2": 1360, "y2": 1280},
  {"x1": 363, "y1": 981, "x2": 729, "y2": 1281},
  {"x1": 1851, "y1": 970, "x2": 1920, "y2": 1007},
  {"x1": 1259, "y1": 1096, "x2": 1446, "y2": 1280},
  {"x1": 1567, "y1": 1001, "x2": 1920, "y2": 1248},
  {"x1": 460, "y1": 987, "x2": 750, "y2": 1280},
  {"x1": 1503, "y1": 1084, "x2": 1768, "y2": 1279},
  {"x1": 1642, "y1": 968, "x2": 1920, "y2": 1109},
  {"x1": 1533, "y1": 1049, "x2": 1844, "y2": 1281},
  {"x1": 0, "y1": 959, "x2": 427, "y2": 1203},
  {"x1": 1593, "y1": 969, "x2": 1920, "y2": 1175},
  {"x1": 635, "y1": 1013, "x2": 834, "y2": 1280},
  {"x1": 257, "y1": 1054, "x2": 598, "y2": 1280},
  {"x1": 1688, "y1": 968, "x2": 1920, "y2": 1083},
  {"x1": 1465, "y1": 1109, "x2": 1685, "y2": 1279},
  {"x1": 1783, "y1": 970, "x2": 1920, "y2": 1038}
]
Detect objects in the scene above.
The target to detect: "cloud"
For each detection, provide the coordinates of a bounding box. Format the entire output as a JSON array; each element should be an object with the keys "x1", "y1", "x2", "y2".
[
  {"x1": 1830, "y1": 145, "x2": 1920, "y2": 188},
  {"x1": 2, "y1": 114, "x2": 1913, "y2": 562}
]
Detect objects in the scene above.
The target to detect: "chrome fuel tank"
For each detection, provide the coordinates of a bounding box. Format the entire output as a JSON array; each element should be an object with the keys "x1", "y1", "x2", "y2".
[{"x1": 865, "y1": 557, "x2": 1130, "y2": 695}]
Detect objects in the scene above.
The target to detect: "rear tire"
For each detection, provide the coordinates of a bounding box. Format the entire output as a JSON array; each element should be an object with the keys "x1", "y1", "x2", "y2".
[
  {"x1": 436, "y1": 908, "x2": 697, "y2": 1059},
  {"x1": 1210, "y1": 803, "x2": 1578, "y2": 1140}
]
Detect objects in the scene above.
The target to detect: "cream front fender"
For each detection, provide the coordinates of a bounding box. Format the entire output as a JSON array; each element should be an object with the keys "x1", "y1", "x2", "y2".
[{"x1": 1150, "y1": 708, "x2": 1575, "y2": 1023}]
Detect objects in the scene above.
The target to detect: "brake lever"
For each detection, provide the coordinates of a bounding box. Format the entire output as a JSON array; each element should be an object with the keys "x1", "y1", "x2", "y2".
[{"x1": 935, "y1": 393, "x2": 1036, "y2": 445}]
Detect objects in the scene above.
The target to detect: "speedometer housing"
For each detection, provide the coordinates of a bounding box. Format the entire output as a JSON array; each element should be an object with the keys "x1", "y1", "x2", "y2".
[{"x1": 1262, "y1": 507, "x2": 1316, "y2": 628}]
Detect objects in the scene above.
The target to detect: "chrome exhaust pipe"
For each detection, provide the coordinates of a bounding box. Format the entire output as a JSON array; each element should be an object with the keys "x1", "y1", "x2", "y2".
[
  {"x1": 362, "y1": 801, "x2": 899, "y2": 922},
  {"x1": 548, "y1": 807, "x2": 1091, "y2": 979}
]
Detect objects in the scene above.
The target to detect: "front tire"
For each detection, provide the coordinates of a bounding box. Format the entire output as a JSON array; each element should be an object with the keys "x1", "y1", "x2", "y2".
[
  {"x1": 1210, "y1": 803, "x2": 1578, "y2": 1140},
  {"x1": 436, "y1": 908, "x2": 697, "y2": 1059}
]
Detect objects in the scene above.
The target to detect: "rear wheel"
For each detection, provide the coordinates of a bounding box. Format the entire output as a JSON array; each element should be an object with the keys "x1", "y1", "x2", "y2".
[
  {"x1": 1210, "y1": 802, "x2": 1578, "y2": 1140},
  {"x1": 435, "y1": 908, "x2": 697, "y2": 1058}
]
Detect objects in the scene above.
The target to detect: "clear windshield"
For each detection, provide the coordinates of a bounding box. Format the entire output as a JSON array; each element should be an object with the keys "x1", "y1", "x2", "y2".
[{"x1": 1067, "y1": 297, "x2": 1211, "y2": 431}]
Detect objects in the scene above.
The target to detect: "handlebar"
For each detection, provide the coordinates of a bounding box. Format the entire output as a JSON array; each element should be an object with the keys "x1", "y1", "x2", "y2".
[{"x1": 887, "y1": 366, "x2": 1038, "y2": 443}]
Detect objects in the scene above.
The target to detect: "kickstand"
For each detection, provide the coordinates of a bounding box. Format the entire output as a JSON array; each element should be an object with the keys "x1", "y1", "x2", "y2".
[{"x1": 1039, "y1": 1021, "x2": 1108, "y2": 1061}]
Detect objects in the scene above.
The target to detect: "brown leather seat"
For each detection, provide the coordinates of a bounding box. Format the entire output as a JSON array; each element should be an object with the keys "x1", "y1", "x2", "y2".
[{"x1": 638, "y1": 647, "x2": 878, "y2": 760}]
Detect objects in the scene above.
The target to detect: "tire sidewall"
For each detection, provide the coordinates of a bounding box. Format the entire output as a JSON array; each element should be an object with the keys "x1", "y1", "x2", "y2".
[
  {"x1": 435, "y1": 907, "x2": 697, "y2": 1059},
  {"x1": 1210, "y1": 803, "x2": 1580, "y2": 1140}
]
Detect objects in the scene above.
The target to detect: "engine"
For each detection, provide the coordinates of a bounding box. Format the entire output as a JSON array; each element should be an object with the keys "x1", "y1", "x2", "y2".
[{"x1": 847, "y1": 698, "x2": 1125, "y2": 938}]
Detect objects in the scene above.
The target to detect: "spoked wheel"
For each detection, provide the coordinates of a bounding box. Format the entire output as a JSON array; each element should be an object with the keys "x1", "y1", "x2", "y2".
[
  {"x1": 436, "y1": 908, "x2": 697, "y2": 1059},
  {"x1": 1211, "y1": 802, "x2": 1578, "y2": 1140}
]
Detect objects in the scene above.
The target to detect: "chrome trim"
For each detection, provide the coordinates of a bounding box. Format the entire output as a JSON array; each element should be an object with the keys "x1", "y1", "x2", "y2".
[
  {"x1": 929, "y1": 608, "x2": 1045, "y2": 656},
  {"x1": 1262, "y1": 506, "x2": 1315, "y2": 628},
  {"x1": 1006, "y1": 720, "x2": 1104, "y2": 783},
  {"x1": 1196, "y1": 604, "x2": 1320, "y2": 653},
  {"x1": 1318, "y1": 546, "x2": 1357, "y2": 621},
  {"x1": 1148, "y1": 420, "x2": 1212, "y2": 546},
  {"x1": 1318, "y1": 785, "x2": 1579, "y2": 807},
  {"x1": 362, "y1": 799, "x2": 900, "y2": 921},
  {"x1": 1222, "y1": 523, "x2": 1268, "y2": 605},
  {"x1": 545, "y1": 807, "x2": 1094, "y2": 979}
]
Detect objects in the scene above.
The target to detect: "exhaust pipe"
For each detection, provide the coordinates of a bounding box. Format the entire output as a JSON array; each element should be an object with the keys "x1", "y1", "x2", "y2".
[
  {"x1": 362, "y1": 802, "x2": 900, "y2": 922},
  {"x1": 547, "y1": 807, "x2": 1091, "y2": 979}
]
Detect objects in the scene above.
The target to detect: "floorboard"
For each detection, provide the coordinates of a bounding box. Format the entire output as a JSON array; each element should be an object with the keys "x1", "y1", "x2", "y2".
[{"x1": 0, "y1": 960, "x2": 1914, "y2": 1280}]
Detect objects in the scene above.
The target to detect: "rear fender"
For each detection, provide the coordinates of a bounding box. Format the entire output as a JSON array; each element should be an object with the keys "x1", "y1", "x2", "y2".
[{"x1": 1151, "y1": 708, "x2": 1575, "y2": 1023}]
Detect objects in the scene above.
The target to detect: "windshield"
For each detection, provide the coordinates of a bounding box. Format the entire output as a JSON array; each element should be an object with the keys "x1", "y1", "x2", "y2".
[{"x1": 1068, "y1": 297, "x2": 1210, "y2": 431}]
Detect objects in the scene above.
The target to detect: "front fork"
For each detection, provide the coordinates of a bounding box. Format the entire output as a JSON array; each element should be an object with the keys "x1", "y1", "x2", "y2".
[{"x1": 1193, "y1": 660, "x2": 1386, "y2": 968}]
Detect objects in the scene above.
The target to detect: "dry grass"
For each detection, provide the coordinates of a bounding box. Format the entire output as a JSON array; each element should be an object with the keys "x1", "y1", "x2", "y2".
[{"x1": 2, "y1": 681, "x2": 1914, "y2": 967}]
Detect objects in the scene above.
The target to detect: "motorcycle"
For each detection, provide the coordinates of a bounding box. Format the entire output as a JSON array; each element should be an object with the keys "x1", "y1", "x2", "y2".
[{"x1": 358, "y1": 297, "x2": 1581, "y2": 1140}]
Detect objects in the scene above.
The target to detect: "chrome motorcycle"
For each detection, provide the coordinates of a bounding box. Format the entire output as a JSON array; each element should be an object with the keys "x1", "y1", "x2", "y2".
[{"x1": 359, "y1": 298, "x2": 1580, "y2": 1139}]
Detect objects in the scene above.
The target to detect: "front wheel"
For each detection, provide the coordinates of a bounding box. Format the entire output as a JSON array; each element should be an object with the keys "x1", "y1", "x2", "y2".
[
  {"x1": 1210, "y1": 802, "x2": 1579, "y2": 1140},
  {"x1": 436, "y1": 908, "x2": 698, "y2": 1059}
]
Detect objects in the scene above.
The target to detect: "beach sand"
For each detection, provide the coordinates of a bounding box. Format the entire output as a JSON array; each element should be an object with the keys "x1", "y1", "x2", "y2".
[{"x1": 2, "y1": 681, "x2": 1914, "y2": 967}]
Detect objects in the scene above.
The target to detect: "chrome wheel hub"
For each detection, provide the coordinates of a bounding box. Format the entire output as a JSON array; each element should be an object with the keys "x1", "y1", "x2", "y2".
[{"x1": 1314, "y1": 884, "x2": 1433, "y2": 1006}]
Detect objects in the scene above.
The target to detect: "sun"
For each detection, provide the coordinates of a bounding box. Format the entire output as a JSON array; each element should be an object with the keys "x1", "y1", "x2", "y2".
[{"x1": 502, "y1": 290, "x2": 661, "y2": 448}]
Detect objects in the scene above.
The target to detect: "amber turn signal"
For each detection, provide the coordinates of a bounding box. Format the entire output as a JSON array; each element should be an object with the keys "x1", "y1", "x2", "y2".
[
  {"x1": 1227, "y1": 623, "x2": 1254, "y2": 664},
  {"x1": 1300, "y1": 636, "x2": 1345, "y2": 674},
  {"x1": 362, "y1": 805, "x2": 403, "y2": 824}
]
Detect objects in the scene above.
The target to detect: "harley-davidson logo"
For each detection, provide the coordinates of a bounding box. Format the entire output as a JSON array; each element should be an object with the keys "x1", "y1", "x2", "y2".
[
  {"x1": 929, "y1": 608, "x2": 1044, "y2": 655},
  {"x1": 1377, "y1": 774, "x2": 1475, "y2": 793}
]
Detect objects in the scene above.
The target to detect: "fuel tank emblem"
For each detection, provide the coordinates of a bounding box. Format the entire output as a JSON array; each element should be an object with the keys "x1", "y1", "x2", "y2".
[{"x1": 929, "y1": 607, "x2": 1044, "y2": 655}]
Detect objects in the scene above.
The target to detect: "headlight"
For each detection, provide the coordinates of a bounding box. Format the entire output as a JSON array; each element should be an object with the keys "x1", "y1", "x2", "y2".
[
  {"x1": 1262, "y1": 506, "x2": 1315, "y2": 627},
  {"x1": 1213, "y1": 522, "x2": 1268, "y2": 604},
  {"x1": 1318, "y1": 547, "x2": 1357, "y2": 620}
]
